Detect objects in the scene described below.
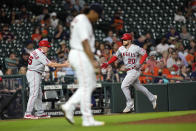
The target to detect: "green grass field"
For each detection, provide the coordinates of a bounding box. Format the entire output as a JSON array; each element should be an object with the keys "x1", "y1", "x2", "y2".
[{"x1": 1, "y1": 110, "x2": 196, "y2": 131}]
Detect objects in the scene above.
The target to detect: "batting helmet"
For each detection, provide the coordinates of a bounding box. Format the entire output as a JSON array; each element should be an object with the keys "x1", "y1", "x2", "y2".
[
  {"x1": 121, "y1": 33, "x2": 133, "y2": 40},
  {"x1": 39, "y1": 40, "x2": 51, "y2": 48}
]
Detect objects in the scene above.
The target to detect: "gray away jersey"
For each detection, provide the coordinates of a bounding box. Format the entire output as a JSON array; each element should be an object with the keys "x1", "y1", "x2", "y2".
[
  {"x1": 115, "y1": 44, "x2": 146, "y2": 69},
  {"x1": 27, "y1": 48, "x2": 51, "y2": 73}
]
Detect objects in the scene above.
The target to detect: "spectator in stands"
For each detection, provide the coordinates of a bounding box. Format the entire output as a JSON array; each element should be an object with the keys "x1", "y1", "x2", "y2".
[
  {"x1": 18, "y1": 66, "x2": 27, "y2": 75},
  {"x1": 94, "y1": 40, "x2": 100, "y2": 57},
  {"x1": 37, "y1": 7, "x2": 49, "y2": 21},
  {"x1": 72, "y1": 0, "x2": 83, "y2": 12},
  {"x1": 18, "y1": 52, "x2": 29, "y2": 68},
  {"x1": 156, "y1": 37, "x2": 169, "y2": 54},
  {"x1": 54, "y1": 24, "x2": 68, "y2": 40},
  {"x1": 50, "y1": 12, "x2": 59, "y2": 29},
  {"x1": 146, "y1": 51, "x2": 157, "y2": 73},
  {"x1": 36, "y1": 0, "x2": 51, "y2": 5},
  {"x1": 112, "y1": 43, "x2": 119, "y2": 55},
  {"x1": 190, "y1": 71, "x2": 196, "y2": 81},
  {"x1": 174, "y1": 10, "x2": 186, "y2": 23},
  {"x1": 190, "y1": 40, "x2": 196, "y2": 50},
  {"x1": 56, "y1": 51, "x2": 67, "y2": 63},
  {"x1": 167, "y1": 51, "x2": 178, "y2": 70},
  {"x1": 63, "y1": 0, "x2": 74, "y2": 14},
  {"x1": 24, "y1": 40, "x2": 35, "y2": 54},
  {"x1": 180, "y1": 65, "x2": 190, "y2": 80},
  {"x1": 166, "y1": 26, "x2": 180, "y2": 42},
  {"x1": 145, "y1": 33, "x2": 155, "y2": 46},
  {"x1": 180, "y1": 26, "x2": 193, "y2": 40},
  {"x1": 186, "y1": 48, "x2": 195, "y2": 65},
  {"x1": 10, "y1": 11, "x2": 17, "y2": 24},
  {"x1": 103, "y1": 30, "x2": 113, "y2": 44},
  {"x1": 56, "y1": 40, "x2": 69, "y2": 58},
  {"x1": 0, "y1": 8, "x2": 10, "y2": 24},
  {"x1": 153, "y1": 69, "x2": 164, "y2": 83},
  {"x1": 41, "y1": 14, "x2": 51, "y2": 29},
  {"x1": 112, "y1": 33, "x2": 122, "y2": 47},
  {"x1": 41, "y1": 29, "x2": 48, "y2": 39},
  {"x1": 5, "y1": 68, "x2": 13, "y2": 75},
  {"x1": 178, "y1": 44, "x2": 189, "y2": 67},
  {"x1": 5, "y1": 52, "x2": 19, "y2": 74},
  {"x1": 134, "y1": 35, "x2": 146, "y2": 48},
  {"x1": 32, "y1": 27, "x2": 42, "y2": 42},
  {"x1": 71, "y1": 0, "x2": 85, "y2": 11},
  {"x1": 185, "y1": 0, "x2": 196, "y2": 21},
  {"x1": 143, "y1": 33, "x2": 156, "y2": 53},
  {"x1": 96, "y1": 43, "x2": 105, "y2": 57},
  {"x1": 160, "y1": 51, "x2": 169, "y2": 67},
  {"x1": 19, "y1": 5, "x2": 29, "y2": 20},
  {"x1": 0, "y1": 25, "x2": 14, "y2": 42},
  {"x1": 110, "y1": 12, "x2": 124, "y2": 35}
]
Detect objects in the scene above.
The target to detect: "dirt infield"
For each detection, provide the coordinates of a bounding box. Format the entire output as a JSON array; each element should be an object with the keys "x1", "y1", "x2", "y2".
[{"x1": 122, "y1": 114, "x2": 196, "y2": 124}]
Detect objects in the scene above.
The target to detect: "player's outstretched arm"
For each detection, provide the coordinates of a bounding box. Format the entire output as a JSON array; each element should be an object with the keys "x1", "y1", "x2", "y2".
[
  {"x1": 101, "y1": 56, "x2": 118, "y2": 69},
  {"x1": 47, "y1": 61, "x2": 70, "y2": 68},
  {"x1": 139, "y1": 53, "x2": 148, "y2": 65}
]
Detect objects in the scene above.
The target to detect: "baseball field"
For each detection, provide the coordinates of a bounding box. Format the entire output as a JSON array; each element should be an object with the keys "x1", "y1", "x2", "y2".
[{"x1": 0, "y1": 110, "x2": 196, "y2": 131}]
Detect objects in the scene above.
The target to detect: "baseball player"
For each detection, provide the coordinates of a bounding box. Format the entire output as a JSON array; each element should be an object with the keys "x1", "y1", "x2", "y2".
[
  {"x1": 24, "y1": 40, "x2": 69, "y2": 119},
  {"x1": 61, "y1": 3, "x2": 104, "y2": 127},
  {"x1": 101, "y1": 33, "x2": 157, "y2": 113}
]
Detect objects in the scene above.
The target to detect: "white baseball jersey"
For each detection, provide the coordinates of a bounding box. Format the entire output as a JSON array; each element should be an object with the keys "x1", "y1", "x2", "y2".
[
  {"x1": 69, "y1": 14, "x2": 95, "y2": 52},
  {"x1": 27, "y1": 48, "x2": 51, "y2": 73},
  {"x1": 115, "y1": 44, "x2": 146, "y2": 69}
]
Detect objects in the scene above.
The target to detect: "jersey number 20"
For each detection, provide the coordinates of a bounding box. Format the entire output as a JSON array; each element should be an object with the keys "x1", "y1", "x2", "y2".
[
  {"x1": 28, "y1": 56, "x2": 33, "y2": 65},
  {"x1": 128, "y1": 58, "x2": 136, "y2": 64}
]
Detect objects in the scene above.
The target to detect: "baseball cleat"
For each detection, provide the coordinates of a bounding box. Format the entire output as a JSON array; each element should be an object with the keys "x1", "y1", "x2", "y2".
[
  {"x1": 152, "y1": 95, "x2": 158, "y2": 110},
  {"x1": 61, "y1": 104, "x2": 75, "y2": 124},
  {"x1": 123, "y1": 105, "x2": 135, "y2": 113},
  {"x1": 82, "y1": 120, "x2": 105, "y2": 127},
  {"x1": 37, "y1": 114, "x2": 51, "y2": 119},
  {"x1": 24, "y1": 114, "x2": 39, "y2": 119}
]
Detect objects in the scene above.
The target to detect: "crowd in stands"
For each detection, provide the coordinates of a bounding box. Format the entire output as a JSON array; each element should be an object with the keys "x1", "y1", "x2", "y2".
[{"x1": 0, "y1": 0, "x2": 196, "y2": 84}]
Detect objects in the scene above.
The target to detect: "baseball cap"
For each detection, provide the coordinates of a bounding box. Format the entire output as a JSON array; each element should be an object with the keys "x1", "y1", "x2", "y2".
[
  {"x1": 51, "y1": 12, "x2": 57, "y2": 17},
  {"x1": 90, "y1": 3, "x2": 103, "y2": 18},
  {"x1": 39, "y1": 40, "x2": 51, "y2": 48},
  {"x1": 60, "y1": 40, "x2": 66, "y2": 45},
  {"x1": 121, "y1": 33, "x2": 133, "y2": 40}
]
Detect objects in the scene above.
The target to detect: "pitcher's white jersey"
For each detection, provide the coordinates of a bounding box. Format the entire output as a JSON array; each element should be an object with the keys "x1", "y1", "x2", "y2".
[
  {"x1": 69, "y1": 14, "x2": 95, "y2": 52},
  {"x1": 27, "y1": 48, "x2": 51, "y2": 73},
  {"x1": 115, "y1": 44, "x2": 146, "y2": 69}
]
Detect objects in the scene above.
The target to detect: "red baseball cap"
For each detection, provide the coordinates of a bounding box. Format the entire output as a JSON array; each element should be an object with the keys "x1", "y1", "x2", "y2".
[
  {"x1": 121, "y1": 33, "x2": 133, "y2": 40},
  {"x1": 39, "y1": 40, "x2": 51, "y2": 48}
]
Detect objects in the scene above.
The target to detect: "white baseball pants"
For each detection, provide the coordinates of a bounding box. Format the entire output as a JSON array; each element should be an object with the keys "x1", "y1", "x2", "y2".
[
  {"x1": 25, "y1": 71, "x2": 44, "y2": 115},
  {"x1": 121, "y1": 69, "x2": 154, "y2": 108},
  {"x1": 66, "y1": 49, "x2": 96, "y2": 122}
]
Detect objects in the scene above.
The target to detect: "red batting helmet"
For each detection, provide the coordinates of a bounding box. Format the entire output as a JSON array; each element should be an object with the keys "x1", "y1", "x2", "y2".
[
  {"x1": 39, "y1": 40, "x2": 51, "y2": 48},
  {"x1": 121, "y1": 33, "x2": 133, "y2": 40}
]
